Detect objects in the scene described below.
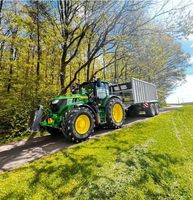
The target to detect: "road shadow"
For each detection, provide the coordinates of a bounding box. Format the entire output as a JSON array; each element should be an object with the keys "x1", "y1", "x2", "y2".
[{"x1": 0, "y1": 136, "x2": 73, "y2": 171}]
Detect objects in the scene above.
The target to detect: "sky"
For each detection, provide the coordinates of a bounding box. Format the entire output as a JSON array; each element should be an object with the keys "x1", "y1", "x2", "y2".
[
  {"x1": 165, "y1": 0, "x2": 193, "y2": 104},
  {"x1": 166, "y1": 35, "x2": 193, "y2": 104}
]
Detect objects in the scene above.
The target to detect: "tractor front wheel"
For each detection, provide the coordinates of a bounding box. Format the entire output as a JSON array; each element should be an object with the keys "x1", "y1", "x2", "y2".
[
  {"x1": 62, "y1": 107, "x2": 95, "y2": 142},
  {"x1": 106, "y1": 98, "x2": 125, "y2": 129}
]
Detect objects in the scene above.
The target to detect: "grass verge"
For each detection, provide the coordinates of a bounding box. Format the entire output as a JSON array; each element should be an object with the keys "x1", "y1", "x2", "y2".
[{"x1": 0, "y1": 106, "x2": 193, "y2": 199}]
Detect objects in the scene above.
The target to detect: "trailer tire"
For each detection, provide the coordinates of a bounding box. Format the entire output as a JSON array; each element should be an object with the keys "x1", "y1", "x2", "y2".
[
  {"x1": 145, "y1": 103, "x2": 155, "y2": 117},
  {"x1": 61, "y1": 107, "x2": 94, "y2": 142},
  {"x1": 154, "y1": 103, "x2": 159, "y2": 115},
  {"x1": 106, "y1": 98, "x2": 125, "y2": 129}
]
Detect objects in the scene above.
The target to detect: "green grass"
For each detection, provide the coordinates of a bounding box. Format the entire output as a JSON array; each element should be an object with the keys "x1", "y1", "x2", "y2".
[{"x1": 1, "y1": 106, "x2": 193, "y2": 200}]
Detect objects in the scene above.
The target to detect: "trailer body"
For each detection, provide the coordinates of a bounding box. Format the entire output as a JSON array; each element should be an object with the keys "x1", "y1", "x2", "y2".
[{"x1": 110, "y1": 78, "x2": 158, "y2": 107}]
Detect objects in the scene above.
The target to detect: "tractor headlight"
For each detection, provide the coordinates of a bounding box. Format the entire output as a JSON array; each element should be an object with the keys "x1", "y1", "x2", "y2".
[
  {"x1": 47, "y1": 118, "x2": 54, "y2": 124},
  {"x1": 52, "y1": 100, "x2": 59, "y2": 104}
]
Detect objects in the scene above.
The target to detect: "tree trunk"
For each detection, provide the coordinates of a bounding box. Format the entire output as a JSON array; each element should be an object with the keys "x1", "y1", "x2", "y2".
[
  {"x1": 34, "y1": 0, "x2": 41, "y2": 101},
  {"x1": 0, "y1": 0, "x2": 3, "y2": 25},
  {"x1": 124, "y1": 61, "x2": 127, "y2": 82},
  {"x1": 114, "y1": 50, "x2": 117, "y2": 83},
  {"x1": 50, "y1": 47, "x2": 55, "y2": 84},
  {"x1": 60, "y1": 44, "x2": 67, "y2": 91},
  {"x1": 86, "y1": 62, "x2": 91, "y2": 82},
  {"x1": 86, "y1": 42, "x2": 91, "y2": 81},
  {"x1": 36, "y1": 0, "x2": 41, "y2": 82},
  {"x1": 102, "y1": 50, "x2": 106, "y2": 80},
  {"x1": 7, "y1": 31, "x2": 17, "y2": 92},
  {"x1": 0, "y1": 0, "x2": 4, "y2": 70},
  {"x1": 92, "y1": 59, "x2": 95, "y2": 80},
  {"x1": 7, "y1": 64, "x2": 13, "y2": 93},
  {"x1": 0, "y1": 42, "x2": 4, "y2": 70}
]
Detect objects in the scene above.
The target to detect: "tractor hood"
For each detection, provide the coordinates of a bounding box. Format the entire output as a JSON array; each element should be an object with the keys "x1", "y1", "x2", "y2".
[
  {"x1": 50, "y1": 94, "x2": 88, "y2": 102},
  {"x1": 48, "y1": 94, "x2": 88, "y2": 114}
]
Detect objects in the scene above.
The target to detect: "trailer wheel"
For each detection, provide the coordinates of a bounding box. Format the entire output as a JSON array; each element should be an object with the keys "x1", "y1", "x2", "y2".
[
  {"x1": 106, "y1": 98, "x2": 125, "y2": 129},
  {"x1": 47, "y1": 127, "x2": 63, "y2": 137},
  {"x1": 154, "y1": 103, "x2": 159, "y2": 115},
  {"x1": 61, "y1": 107, "x2": 94, "y2": 142},
  {"x1": 145, "y1": 103, "x2": 155, "y2": 117}
]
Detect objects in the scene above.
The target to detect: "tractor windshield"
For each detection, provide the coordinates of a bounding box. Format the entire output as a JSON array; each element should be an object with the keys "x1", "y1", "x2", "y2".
[{"x1": 80, "y1": 83, "x2": 94, "y2": 96}]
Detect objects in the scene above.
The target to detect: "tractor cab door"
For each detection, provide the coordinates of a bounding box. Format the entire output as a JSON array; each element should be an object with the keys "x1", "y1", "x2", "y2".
[{"x1": 95, "y1": 82, "x2": 110, "y2": 123}]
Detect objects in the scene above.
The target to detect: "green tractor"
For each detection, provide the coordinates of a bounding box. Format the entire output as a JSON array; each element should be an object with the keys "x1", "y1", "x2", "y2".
[{"x1": 31, "y1": 78, "x2": 125, "y2": 142}]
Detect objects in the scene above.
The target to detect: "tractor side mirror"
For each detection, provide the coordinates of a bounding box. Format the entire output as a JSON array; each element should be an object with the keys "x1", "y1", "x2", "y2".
[{"x1": 96, "y1": 78, "x2": 101, "y2": 87}]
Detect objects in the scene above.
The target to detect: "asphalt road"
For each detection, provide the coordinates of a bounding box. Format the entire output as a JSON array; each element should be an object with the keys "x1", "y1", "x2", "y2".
[{"x1": 0, "y1": 106, "x2": 181, "y2": 172}]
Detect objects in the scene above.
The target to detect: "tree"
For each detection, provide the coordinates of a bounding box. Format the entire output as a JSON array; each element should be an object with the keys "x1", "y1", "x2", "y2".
[{"x1": 0, "y1": 0, "x2": 192, "y2": 137}]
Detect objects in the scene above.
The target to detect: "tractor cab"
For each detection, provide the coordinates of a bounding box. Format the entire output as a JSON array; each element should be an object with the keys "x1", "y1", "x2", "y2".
[{"x1": 79, "y1": 79, "x2": 110, "y2": 100}]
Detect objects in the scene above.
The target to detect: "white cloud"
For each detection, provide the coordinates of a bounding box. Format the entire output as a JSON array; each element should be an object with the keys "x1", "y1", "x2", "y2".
[
  {"x1": 187, "y1": 34, "x2": 193, "y2": 41},
  {"x1": 166, "y1": 75, "x2": 193, "y2": 104},
  {"x1": 188, "y1": 57, "x2": 193, "y2": 64}
]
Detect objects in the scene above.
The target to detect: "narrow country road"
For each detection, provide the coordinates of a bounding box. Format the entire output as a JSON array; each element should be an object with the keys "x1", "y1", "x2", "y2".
[{"x1": 0, "y1": 106, "x2": 180, "y2": 172}]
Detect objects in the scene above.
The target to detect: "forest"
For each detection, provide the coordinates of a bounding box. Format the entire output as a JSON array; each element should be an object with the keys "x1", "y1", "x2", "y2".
[{"x1": 0, "y1": 0, "x2": 192, "y2": 138}]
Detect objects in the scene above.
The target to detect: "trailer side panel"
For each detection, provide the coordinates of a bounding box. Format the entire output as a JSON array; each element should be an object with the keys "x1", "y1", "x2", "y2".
[{"x1": 132, "y1": 78, "x2": 157, "y2": 104}]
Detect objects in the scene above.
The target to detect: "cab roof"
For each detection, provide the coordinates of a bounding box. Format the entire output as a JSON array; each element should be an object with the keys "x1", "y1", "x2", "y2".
[{"x1": 80, "y1": 80, "x2": 109, "y2": 86}]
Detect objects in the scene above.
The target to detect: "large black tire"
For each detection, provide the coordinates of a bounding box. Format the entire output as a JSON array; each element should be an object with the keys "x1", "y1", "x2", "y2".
[
  {"x1": 106, "y1": 98, "x2": 125, "y2": 129},
  {"x1": 126, "y1": 105, "x2": 140, "y2": 117},
  {"x1": 47, "y1": 127, "x2": 63, "y2": 137},
  {"x1": 154, "y1": 103, "x2": 159, "y2": 115},
  {"x1": 145, "y1": 103, "x2": 155, "y2": 117},
  {"x1": 61, "y1": 107, "x2": 95, "y2": 142}
]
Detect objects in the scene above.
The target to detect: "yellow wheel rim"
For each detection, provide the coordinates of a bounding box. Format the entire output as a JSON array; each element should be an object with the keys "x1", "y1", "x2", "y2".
[
  {"x1": 75, "y1": 114, "x2": 90, "y2": 134},
  {"x1": 112, "y1": 104, "x2": 124, "y2": 123}
]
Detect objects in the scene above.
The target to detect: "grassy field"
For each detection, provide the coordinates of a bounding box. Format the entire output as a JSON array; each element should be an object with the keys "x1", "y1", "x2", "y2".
[{"x1": 0, "y1": 106, "x2": 193, "y2": 199}]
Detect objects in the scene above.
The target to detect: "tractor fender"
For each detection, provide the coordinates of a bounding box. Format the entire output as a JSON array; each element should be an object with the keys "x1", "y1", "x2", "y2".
[
  {"x1": 109, "y1": 95, "x2": 122, "y2": 101},
  {"x1": 102, "y1": 95, "x2": 122, "y2": 107}
]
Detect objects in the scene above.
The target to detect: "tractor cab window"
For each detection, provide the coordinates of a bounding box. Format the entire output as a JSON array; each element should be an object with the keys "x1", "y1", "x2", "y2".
[
  {"x1": 80, "y1": 83, "x2": 94, "y2": 96},
  {"x1": 96, "y1": 83, "x2": 109, "y2": 99}
]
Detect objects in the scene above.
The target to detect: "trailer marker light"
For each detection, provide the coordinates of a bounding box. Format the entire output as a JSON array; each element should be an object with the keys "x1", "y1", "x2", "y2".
[{"x1": 143, "y1": 102, "x2": 149, "y2": 108}]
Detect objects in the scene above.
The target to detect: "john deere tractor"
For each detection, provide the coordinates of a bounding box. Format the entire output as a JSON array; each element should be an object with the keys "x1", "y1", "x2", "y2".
[{"x1": 31, "y1": 79, "x2": 125, "y2": 142}]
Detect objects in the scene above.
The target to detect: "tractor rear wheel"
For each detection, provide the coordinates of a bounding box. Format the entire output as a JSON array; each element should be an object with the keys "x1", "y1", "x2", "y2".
[
  {"x1": 62, "y1": 107, "x2": 94, "y2": 142},
  {"x1": 106, "y1": 98, "x2": 125, "y2": 129}
]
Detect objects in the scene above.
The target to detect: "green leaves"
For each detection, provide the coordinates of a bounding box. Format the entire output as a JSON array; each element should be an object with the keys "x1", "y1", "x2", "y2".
[{"x1": 0, "y1": 0, "x2": 191, "y2": 141}]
